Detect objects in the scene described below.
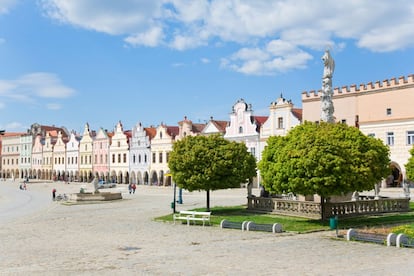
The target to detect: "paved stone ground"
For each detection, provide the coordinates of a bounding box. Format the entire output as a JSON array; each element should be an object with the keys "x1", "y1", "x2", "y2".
[{"x1": 0, "y1": 180, "x2": 413, "y2": 275}]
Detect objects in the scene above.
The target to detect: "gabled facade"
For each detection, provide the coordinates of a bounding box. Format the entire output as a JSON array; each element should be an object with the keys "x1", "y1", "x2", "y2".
[
  {"x1": 224, "y1": 98, "x2": 267, "y2": 160},
  {"x1": 224, "y1": 99, "x2": 267, "y2": 187},
  {"x1": 31, "y1": 135, "x2": 44, "y2": 179},
  {"x1": 42, "y1": 132, "x2": 55, "y2": 180},
  {"x1": 201, "y1": 117, "x2": 228, "y2": 136},
  {"x1": 150, "y1": 124, "x2": 178, "y2": 186},
  {"x1": 66, "y1": 132, "x2": 80, "y2": 182},
  {"x1": 79, "y1": 123, "x2": 94, "y2": 182},
  {"x1": 109, "y1": 121, "x2": 130, "y2": 184},
  {"x1": 0, "y1": 133, "x2": 23, "y2": 179},
  {"x1": 93, "y1": 128, "x2": 111, "y2": 182},
  {"x1": 129, "y1": 122, "x2": 156, "y2": 185},
  {"x1": 19, "y1": 134, "x2": 33, "y2": 179},
  {"x1": 259, "y1": 96, "x2": 302, "y2": 156},
  {"x1": 52, "y1": 131, "x2": 67, "y2": 181}
]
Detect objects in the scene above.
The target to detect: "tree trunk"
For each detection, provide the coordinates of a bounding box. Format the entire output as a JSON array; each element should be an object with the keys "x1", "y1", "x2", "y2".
[
  {"x1": 206, "y1": 189, "x2": 210, "y2": 211},
  {"x1": 321, "y1": 196, "x2": 325, "y2": 220}
]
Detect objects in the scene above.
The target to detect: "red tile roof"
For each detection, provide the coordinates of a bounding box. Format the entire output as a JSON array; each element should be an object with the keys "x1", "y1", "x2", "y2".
[
  {"x1": 144, "y1": 127, "x2": 157, "y2": 140},
  {"x1": 292, "y1": 108, "x2": 303, "y2": 121},
  {"x1": 166, "y1": 126, "x2": 179, "y2": 138}
]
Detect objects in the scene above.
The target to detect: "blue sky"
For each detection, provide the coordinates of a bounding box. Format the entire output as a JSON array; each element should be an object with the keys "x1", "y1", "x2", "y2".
[{"x1": 0, "y1": 0, "x2": 413, "y2": 133}]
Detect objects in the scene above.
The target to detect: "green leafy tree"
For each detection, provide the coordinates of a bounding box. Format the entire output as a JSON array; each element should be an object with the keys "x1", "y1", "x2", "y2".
[
  {"x1": 405, "y1": 146, "x2": 414, "y2": 182},
  {"x1": 168, "y1": 134, "x2": 257, "y2": 211},
  {"x1": 258, "y1": 121, "x2": 390, "y2": 201}
]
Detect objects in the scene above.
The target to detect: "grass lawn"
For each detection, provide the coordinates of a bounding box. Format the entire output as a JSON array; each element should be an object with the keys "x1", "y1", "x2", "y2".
[{"x1": 155, "y1": 202, "x2": 414, "y2": 235}]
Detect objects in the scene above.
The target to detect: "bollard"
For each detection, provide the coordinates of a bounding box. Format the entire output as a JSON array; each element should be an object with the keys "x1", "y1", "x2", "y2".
[{"x1": 329, "y1": 216, "x2": 338, "y2": 237}]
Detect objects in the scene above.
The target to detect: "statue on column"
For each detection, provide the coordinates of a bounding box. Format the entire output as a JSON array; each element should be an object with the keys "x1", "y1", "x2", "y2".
[{"x1": 321, "y1": 49, "x2": 335, "y2": 123}]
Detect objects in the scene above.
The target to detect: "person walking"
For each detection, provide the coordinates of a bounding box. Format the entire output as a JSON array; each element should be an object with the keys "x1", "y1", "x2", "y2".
[
  {"x1": 128, "y1": 183, "x2": 132, "y2": 194},
  {"x1": 52, "y1": 188, "x2": 56, "y2": 200},
  {"x1": 132, "y1": 183, "x2": 136, "y2": 194}
]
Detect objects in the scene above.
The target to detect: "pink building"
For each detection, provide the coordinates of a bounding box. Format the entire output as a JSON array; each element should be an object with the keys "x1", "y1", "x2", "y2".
[{"x1": 93, "y1": 127, "x2": 111, "y2": 182}]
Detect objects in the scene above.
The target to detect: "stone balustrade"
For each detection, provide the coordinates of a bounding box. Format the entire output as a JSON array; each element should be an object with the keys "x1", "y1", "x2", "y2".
[{"x1": 247, "y1": 197, "x2": 410, "y2": 220}]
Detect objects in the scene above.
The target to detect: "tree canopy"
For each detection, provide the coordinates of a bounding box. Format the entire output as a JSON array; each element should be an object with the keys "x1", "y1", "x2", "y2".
[
  {"x1": 168, "y1": 134, "x2": 257, "y2": 210},
  {"x1": 258, "y1": 122, "x2": 390, "y2": 198},
  {"x1": 405, "y1": 146, "x2": 414, "y2": 182}
]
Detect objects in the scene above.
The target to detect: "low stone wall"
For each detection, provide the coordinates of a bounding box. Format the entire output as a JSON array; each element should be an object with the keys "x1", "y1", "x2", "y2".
[
  {"x1": 324, "y1": 198, "x2": 410, "y2": 219},
  {"x1": 70, "y1": 192, "x2": 122, "y2": 202},
  {"x1": 247, "y1": 196, "x2": 410, "y2": 220}
]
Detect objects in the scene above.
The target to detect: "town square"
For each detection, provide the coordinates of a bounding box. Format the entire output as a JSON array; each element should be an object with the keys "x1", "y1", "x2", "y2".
[{"x1": 1, "y1": 1, "x2": 414, "y2": 275}]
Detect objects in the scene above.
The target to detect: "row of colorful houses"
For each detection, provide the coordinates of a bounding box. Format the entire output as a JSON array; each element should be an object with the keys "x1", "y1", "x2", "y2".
[{"x1": 1, "y1": 74, "x2": 413, "y2": 188}]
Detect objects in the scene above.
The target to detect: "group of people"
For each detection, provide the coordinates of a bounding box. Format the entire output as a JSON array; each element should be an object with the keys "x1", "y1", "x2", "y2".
[{"x1": 128, "y1": 183, "x2": 137, "y2": 194}]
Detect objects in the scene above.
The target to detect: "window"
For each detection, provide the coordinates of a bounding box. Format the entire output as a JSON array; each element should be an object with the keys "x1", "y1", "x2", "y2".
[
  {"x1": 239, "y1": 126, "x2": 243, "y2": 134},
  {"x1": 250, "y1": 147, "x2": 256, "y2": 157},
  {"x1": 341, "y1": 119, "x2": 347, "y2": 124},
  {"x1": 133, "y1": 154, "x2": 136, "y2": 164},
  {"x1": 386, "y1": 132, "x2": 394, "y2": 146},
  {"x1": 145, "y1": 154, "x2": 147, "y2": 163},
  {"x1": 386, "y1": 108, "x2": 392, "y2": 116},
  {"x1": 368, "y1": 133, "x2": 375, "y2": 138},
  {"x1": 407, "y1": 131, "x2": 414, "y2": 145},
  {"x1": 138, "y1": 154, "x2": 141, "y2": 163},
  {"x1": 152, "y1": 153, "x2": 156, "y2": 163},
  {"x1": 123, "y1": 153, "x2": 127, "y2": 163},
  {"x1": 159, "y1": 152, "x2": 163, "y2": 163},
  {"x1": 118, "y1": 154, "x2": 121, "y2": 163},
  {"x1": 112, "y1": 154, "x2": 115, "y2": 163},
  {"x1": 166, "y1": 152, "x2": 169, "y2": 163},
  {"x1": 278, "y1": 117, "x2": 284, "y2": 129},
  {"x1": 117, "y1": 141, "x2": 121, "y2": 147}
]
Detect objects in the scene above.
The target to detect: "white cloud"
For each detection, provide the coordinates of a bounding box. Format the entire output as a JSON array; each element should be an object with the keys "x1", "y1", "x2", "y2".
[
  {"x1": 221, "y1": 40, "x2": 313, "y2": 75},
  {"x1": 201, "y1": 58, "x2": 210, "y2": 64},
  {"x1": 46, "y1": 103, "x2": 62, "y2": 110},
  {"x1": 125, "y1": 26, "x2": 164, "y2": 47},
  {"x1": 0, "y1": 72, "x2": 75, "y2": 104},
  {"x1": 39, "y1": 0, "x2": 414, "y2": 74},
  {"x1": 40, "y1": 0, "x2": 163, "y2": 34},
  {"x1": 0, "y1": 0, "x2": 17, "y2": 14},
  {"x1": 0, "y1": 38, "x2": 5, "y2": 44}
]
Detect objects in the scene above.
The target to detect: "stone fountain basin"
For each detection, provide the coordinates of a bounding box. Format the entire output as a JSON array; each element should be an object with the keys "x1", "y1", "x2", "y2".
[{"x1": 70, "y1": 192, "x2": 122, "y2": 202}]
